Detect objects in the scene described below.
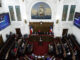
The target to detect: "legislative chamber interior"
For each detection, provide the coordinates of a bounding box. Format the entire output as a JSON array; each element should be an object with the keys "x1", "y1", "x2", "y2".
[{"x1": 0, "y1": 0, "x2": 80, "y2": 60}]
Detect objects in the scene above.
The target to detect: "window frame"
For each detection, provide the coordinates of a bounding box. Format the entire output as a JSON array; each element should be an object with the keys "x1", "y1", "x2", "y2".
[
  {"x1": 62, "y1": 5, "x2": 69, "y2": 21},
  {"x1": 8, "y1": 6, "x2": 15, "y2": 21},
  {"x1": 68, "y1": 5, "x2": 76, "y2": 21},
  {"x1": 15, "y1": 6, "x2": 22, "y2": 21}
]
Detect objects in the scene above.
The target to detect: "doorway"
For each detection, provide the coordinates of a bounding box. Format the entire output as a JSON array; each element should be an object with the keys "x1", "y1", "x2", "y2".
[
  {"x1": 15, "y1": 28, "x2": 21, "y2": 35},
  {"x1": 62, "y1": 29, "x2": 68, "y2": 36},
  {"x1": 0, "y1": 35, "x2": 3, "y2": 46}
]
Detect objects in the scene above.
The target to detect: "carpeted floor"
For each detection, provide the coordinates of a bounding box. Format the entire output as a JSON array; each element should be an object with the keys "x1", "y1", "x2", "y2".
[
  {"x1": 33, "y1": 42, "x2": 49, "y2": 55},
  {"x1": 29, "y1": 41, "x2": 50, "y2": 56}
]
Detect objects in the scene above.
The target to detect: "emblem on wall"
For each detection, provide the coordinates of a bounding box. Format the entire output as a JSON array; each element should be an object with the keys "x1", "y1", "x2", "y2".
[{"x1": 31, "y1": 2, "x2": 51, "y2": 19}]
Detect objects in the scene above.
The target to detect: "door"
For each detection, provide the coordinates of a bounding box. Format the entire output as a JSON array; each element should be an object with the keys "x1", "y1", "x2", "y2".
[
  {"x1": 15, "y1": 28, "x2": 21, "y2": 35},
  {"x1": 62, "y1": 29, "x2": 68, "y2": 36},
  {"x1": 0, "y1": 35, "x2": 3, "y2": 46}
]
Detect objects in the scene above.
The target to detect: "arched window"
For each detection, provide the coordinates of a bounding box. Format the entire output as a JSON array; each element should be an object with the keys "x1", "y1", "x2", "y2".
[{"x1": 31, "y1": 2, "x2": 51, "y2": 19}]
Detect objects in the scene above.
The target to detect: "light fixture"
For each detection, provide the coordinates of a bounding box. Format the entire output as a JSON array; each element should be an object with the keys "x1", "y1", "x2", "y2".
[
  {"x1": 59, "y1": 0, "x2": 61, "y2": 2},
  {"x1": 22, "y1": 0, "x2": 24, "y2": 2},
  {"x1": 56, "y1": 19, "x2": 59, "y2": 24},
  {"x1": 40, "y1": 21, "x2": 43, "y2": 25},
  {"x1": 24, "y1": 19, "x2": 27, "y2": 24}
]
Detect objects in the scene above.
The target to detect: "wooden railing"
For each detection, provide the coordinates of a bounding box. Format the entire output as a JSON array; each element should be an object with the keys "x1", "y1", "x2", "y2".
[
  {"x1": 64, "y1": 38, "x2": 76, "y2": 60},
  {"x1": 0, "y1": 35, "x2": 15, "y2": 59},
  {"x1": 70, "y1": 35, "x2": 80, "y2": 50},
  {"x1": 59, "y1": 38, "x2": 66, "y2": 57}
]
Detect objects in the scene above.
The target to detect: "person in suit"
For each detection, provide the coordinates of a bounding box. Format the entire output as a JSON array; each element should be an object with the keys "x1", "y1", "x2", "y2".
[{"x1": 38, "y1": 30, "x2": 41, "y2": 35}]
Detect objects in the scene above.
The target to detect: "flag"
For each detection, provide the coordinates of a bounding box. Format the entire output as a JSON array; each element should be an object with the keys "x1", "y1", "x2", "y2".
[
  {"x1": 49, "y1": 26, "x2": 53, "y2": 32},
  {"x1": 30, "y1": 26, "x2": 33, "y2": 34}
]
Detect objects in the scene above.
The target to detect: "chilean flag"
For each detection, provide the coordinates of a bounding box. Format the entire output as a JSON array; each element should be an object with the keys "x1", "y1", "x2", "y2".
[
  {"x1": 30, "y1": 26, "x2": 33, "y2": 34},
  {"x1": 49, "y1": 26, "x2": 53, "y2": 33}
]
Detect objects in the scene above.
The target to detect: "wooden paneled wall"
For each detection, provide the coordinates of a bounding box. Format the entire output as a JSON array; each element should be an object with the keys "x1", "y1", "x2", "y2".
[{"x1": 29, "y1": 22, "x2": 53, "y2": 32}]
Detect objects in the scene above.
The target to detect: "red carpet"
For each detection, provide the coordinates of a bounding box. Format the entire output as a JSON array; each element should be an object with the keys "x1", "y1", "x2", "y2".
[
  {"x1": 29, "y1": 41, "x2": 50, "y2": 56},
  {"x1": 33, "y1": 42, "x2": 49, "y2": 55}
]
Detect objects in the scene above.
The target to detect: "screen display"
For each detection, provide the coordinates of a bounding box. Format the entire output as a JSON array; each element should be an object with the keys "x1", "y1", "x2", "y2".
[
  {"x1": 0, "y1": 13, "x2": 10, "y2": 31},
  {"x1": 74, "y1": 12, "x2": 80, "y2": 28}
]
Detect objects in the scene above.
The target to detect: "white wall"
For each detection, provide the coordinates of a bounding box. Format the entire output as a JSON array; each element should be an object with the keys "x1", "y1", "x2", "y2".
[
  {"x1": 0, "y1": 0, "x2": 30, "y2": 42},
  {"x1": 72, "y1": 26, "x2": 80, "y2": 44},
  {"x1": 25, "y1": 0, "x2": 80, "y2": 43},
  {"x1": 0, "y1": 0, "x2": 80, "y2": 44},
  {"x1": 5, "y1": 0, "x2": 30, "y2": 35},
  {"x1": 0, "y1": 0, "x2": 16, "y2": 42},
  {"x1": 0, "y1": 26, "x2": 16, "y2": 42}
]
